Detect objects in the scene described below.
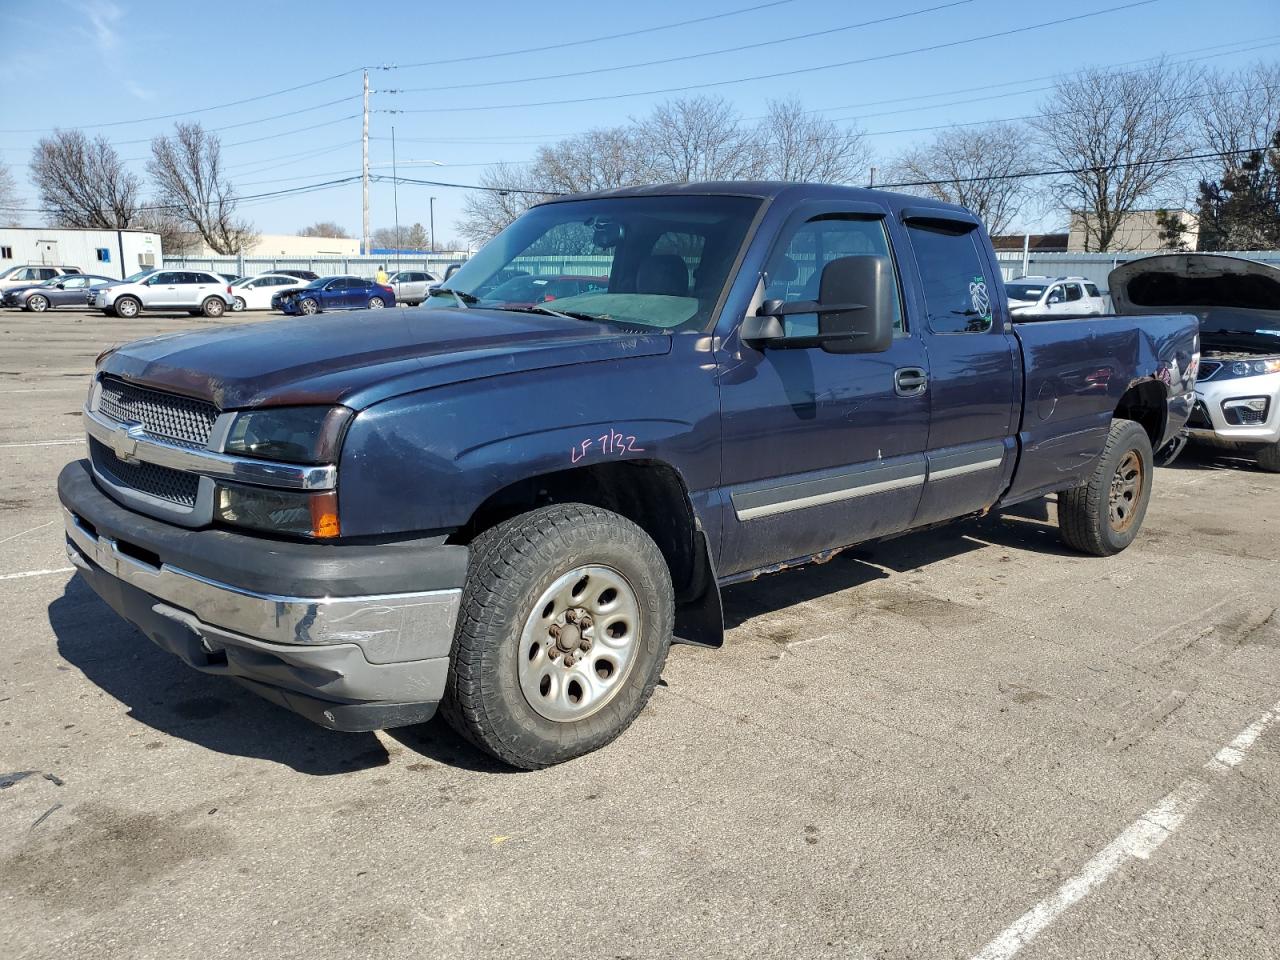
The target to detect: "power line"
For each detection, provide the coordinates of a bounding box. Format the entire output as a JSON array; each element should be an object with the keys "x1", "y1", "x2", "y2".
[
  {"x1": 385, "y1": 1, "x2": 973, "y2": 94},
  {"x1": 380, "y1": 1, "x2": 1162, "y2": 114},
  {"x1": 381, "y1": 1, "x2": 795, "y2": 71},
  {"x1": 106, "y1": 96, "x2": 362, "y2": 146}
]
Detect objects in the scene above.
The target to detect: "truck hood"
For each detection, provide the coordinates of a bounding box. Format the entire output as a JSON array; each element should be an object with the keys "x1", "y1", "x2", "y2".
[
  {"x1": 97, "y1": 307, "x2": 673, "y2": 410},
  {"x1": 1109, "y1": 254, "x2": 1280, "y2": 355}
]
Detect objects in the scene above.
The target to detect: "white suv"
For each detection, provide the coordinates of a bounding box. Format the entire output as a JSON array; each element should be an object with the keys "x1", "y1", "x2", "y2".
[
  {"x1": 0, "y1": 265, "x2": 83, "y2": 292},
  {"x1": 1006, "y1": 276, "x2": 1109, "y2": 318},
  {"x1": 94, "y1": 269, "x2": 235, "y2": 318}
]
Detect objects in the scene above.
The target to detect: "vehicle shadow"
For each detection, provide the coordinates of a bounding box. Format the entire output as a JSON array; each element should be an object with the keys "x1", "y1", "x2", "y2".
[
  {"x1": 1164, "y1": 444, "x2": 1268, "y2": 473},
  {"x1": 721, "y1": 498, "x2": 1070, "y2": 627},
  {"x1": 49, "y1": 577, "x2": 393, "y2": 776}
]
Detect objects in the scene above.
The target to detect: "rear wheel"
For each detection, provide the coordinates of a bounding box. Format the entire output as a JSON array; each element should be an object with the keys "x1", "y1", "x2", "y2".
[
  {"x1": 1058, "y1": 418, "x2": 1153, "y2": 556},
  {"x1": 232, "y1": 296, "x2": 246, "y2": 312},
  {"x1": 368, "y1": 297, "x2": 385, "y2": 309},
  {"x1": 113, "y1": 296, "x2": 140, "y2": 319},
  {"x1": 201, "y1": 297, "x2": 225, "y2": 318},
  {"x1": 442, "y1": 503, "x2": 674, "y2": 769},
  {"x1": 27, "y1": 294, "x2": 49, "y2": 312},
  {"x1": 1257, "y1": 441, "x2": 1280, "y2": 473}
]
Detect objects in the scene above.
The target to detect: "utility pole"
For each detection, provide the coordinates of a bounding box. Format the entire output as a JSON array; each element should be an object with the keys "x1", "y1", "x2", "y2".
[
  {"x1": 361, "y1": 70, "x2": 370, "y2": 256},
  {"x1": 429, "y1": 196, "x2": 436, "y2": 254},
  {"x1": 868, "y1": 166, "x2": 877, "y2": 188}
]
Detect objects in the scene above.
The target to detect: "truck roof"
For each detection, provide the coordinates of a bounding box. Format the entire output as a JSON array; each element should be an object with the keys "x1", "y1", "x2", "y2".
[{"x1": 536, "y1": 180, "x2": 977, "y2": 222}]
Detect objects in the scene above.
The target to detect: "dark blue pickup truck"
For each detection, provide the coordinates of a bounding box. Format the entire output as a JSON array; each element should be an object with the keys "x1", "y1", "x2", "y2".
[{"x1": 59, "y1": 182, "x2": 1198, "y2": 768}]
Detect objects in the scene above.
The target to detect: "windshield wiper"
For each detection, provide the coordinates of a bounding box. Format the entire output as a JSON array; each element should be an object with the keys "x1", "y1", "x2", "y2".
[
  {"x1": 498, "y1": 304, "x2": 605, "y2": 323},
  {"x1": 431, "y1": 287, "x2": 476, "y2": 308}
]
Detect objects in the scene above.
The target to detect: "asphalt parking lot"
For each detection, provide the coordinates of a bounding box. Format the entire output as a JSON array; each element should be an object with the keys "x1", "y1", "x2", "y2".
[{"x1": 1, "y1": 308, "x2": 1278, "y2": 960}]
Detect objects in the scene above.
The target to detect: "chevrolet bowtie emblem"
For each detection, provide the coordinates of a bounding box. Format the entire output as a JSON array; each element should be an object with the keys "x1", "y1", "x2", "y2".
[{"x1": 111, "y1": 423, "x2": 146, "y2": 462}]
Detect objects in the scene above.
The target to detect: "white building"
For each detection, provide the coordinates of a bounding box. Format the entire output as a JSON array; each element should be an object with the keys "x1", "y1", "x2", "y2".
[
  {"x1": 184, "y1": 232, "x2": 362, "y2": 258},
  {"x1": 0, "y1": 226, "x2": 162, "y2": 280}
]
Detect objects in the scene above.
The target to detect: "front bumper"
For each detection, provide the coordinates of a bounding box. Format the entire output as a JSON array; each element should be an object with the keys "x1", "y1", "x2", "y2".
[
  {"x1": 58, "y1": 460, "x2": 468, "y2": 731},
  {"x1": 1186, "y1": 371, "x2": 1280, "y2": 447}
]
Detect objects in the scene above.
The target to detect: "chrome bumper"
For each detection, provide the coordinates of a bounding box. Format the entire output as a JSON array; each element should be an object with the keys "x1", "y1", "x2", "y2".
[
  {"x1": 63, "y1": 508, "x2": 461, "y2": 664},
  {"x1": 1188, "y1": 372, "x2": 1280, "y2": 446}
]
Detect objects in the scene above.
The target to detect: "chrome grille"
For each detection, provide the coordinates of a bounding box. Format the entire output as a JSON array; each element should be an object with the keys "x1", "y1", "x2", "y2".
[
  {"x1": 89, "y1": 438, "x2": 200, "y2": 508},
  {"x1": 98, "y1": 376, "x2": 217, "y2": 448}
]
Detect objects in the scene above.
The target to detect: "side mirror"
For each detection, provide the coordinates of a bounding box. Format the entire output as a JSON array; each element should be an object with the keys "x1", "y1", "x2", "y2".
[
  {"x1": 1047, "y1": 292, "x2": 1063, "y2": 305},
  {"x1": 817, "y1": 256, "x2": 895, "y2": 354},
  {"x1": 55, "y1": 282, "x2": 66, "y2": 289},
  {"x1": 741, "y1": 256, "x2": 895, "y2": 354}
]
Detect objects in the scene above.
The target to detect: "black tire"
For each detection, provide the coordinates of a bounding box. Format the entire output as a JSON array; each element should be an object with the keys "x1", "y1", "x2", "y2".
[
  {"x1": 1257, "y1": 441, "x2": 1280, "y2": 473},
  {"x1": 114, "y1": 296, "x2": 140, "y2": 319},
  {"x1": 442, "y1": 503, "x2": 674, "y2": 769},
  {"x1": 1059, "y1": 418, "x2": 1153, "y2": 556},
  {"x1": 201, "y1": 297, "x2": 225, "y2": 318},
  {"x1": 27, "y1": 294, "x2": 49, "y2": 312}
]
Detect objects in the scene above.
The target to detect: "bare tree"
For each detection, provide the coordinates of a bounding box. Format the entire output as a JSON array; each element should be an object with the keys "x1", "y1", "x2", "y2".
[
  {"x1": 634, "y1": 96, "x2": 757, "y2": 182},
  {"x1": 1194, "y1": 62, "x2": 1280, "y2": 175},
  {"x1": 886, "y1": 123, "x2": 1036, "y2": 235},
  {"x1": 148, "y1": 123, "x2": 255, "y2": 255},
  {"x1": 460, "y1": 163, "x2": 548, "y2": 245},
  {"x1": 29, "y1": 130, "x2": 140, "y2": 228},
  {"x1": 751, "y1": 97, "x2": 870, "y2": 185},
  {"x1": 371, "y1": 222, "x2": 430, "y2": 250},
  {"x1": 299, "y1": 221, "x2": 350, "y2": 238},
  {"x1": 133, "y1": 207, "x2": 199, "y2": 255},
  {"x1": 0, "y1": 161, "x2": 21, "y2": 226},
  {"x1": 1032, "y1": 62, "x2": 1195, "y2": 251}
]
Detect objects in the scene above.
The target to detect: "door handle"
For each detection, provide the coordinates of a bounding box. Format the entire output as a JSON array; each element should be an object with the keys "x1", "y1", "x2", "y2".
[{"x1": 894, "y1": 367, "x2": 928, "y2": 397}]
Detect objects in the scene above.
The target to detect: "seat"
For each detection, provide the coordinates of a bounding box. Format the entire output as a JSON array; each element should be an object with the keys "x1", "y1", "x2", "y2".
[{"x1": 636, "y1": 255, "x2": 689, "y2": 298}]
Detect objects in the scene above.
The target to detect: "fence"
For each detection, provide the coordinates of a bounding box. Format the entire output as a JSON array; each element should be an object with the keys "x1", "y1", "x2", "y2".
[{"x1": 166, "y1": 249, "x2": 1280, "y2": 295}]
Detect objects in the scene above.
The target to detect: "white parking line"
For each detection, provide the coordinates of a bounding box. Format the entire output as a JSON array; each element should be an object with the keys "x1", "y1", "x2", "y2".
[
  {"x1": 0, "y1": 567, "x2": 73, "y2": 582},
  {"x1": 971, "y1": 698, "x2": 1280, "y2": 960},
  {"x1": 0, "y1": 438, "x2": 82, "y2": 448},
  {"x1": 0, "y1": 519, "x2": 55, "y2": 546}
]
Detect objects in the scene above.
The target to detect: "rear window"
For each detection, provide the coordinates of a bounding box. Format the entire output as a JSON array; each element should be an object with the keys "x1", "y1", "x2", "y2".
[
  {"x1": 906, "y1": 222, "x2": 994, "y2": 333},
  {"x1": 1084, "y1": 283, "x2": 1101, "y2": 297},
  {"x1": 1006, "y1": 283, "x2": 1046, "y2": 301}
]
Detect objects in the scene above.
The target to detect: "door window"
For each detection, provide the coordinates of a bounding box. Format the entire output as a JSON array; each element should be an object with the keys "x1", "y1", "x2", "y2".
[
  {"x1": 150, "y1": 272, "x2": 179, "y2": 284},
  {"x1": 905, "y1": 222, "x2": 994, "y2": 333},
  {"x1": 37, "y1": 268, "x2": 57, "y2": 280},
  {"x1": 62, "y1": 276, "x2": 87, "y2": 289},
  {"x1": 1064, "y1": 283, "x2": 1083, "y2": 302},
  {"x1": 764, "y1": 214, "x2": 904, "y2": 340},
  {"x1": 1084, "y1": 283, "x2": 1101, "y2": 298}
]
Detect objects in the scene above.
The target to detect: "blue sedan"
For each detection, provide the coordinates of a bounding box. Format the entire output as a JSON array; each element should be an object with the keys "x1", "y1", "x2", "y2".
[{"x1": 278, "y1": 276, "x2": 397, "y2": 315}]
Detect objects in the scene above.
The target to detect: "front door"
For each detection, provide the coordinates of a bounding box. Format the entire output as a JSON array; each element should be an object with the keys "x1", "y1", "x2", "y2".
[{"x1": 717, "y1": 204, "x2": 931, "y2": 577}]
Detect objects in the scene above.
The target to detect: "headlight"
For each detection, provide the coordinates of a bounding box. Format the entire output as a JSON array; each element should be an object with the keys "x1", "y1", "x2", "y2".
[
  {"x1": 215, "y1": 483, "x2": 340, "y2": 539},
  {"x1": 223, "y1": 406, "x2": 352, "y2": 464},
  {"x1": 1226, "y1": 357, "x2": 1280, "y2": 378}
]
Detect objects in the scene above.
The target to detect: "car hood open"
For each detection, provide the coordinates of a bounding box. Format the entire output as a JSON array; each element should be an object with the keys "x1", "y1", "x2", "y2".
[
  {"x1": 1109, "y1": 254, "x2": 1280, "y2": 354},
  {"x1": 97, "y1": 307, "x2": 673, "y2": 410}
]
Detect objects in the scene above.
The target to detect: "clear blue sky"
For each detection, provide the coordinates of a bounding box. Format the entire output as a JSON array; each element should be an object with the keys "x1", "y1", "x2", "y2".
[{"x1": 1, "y1": 0, "x2": 1276, "y2": 242}]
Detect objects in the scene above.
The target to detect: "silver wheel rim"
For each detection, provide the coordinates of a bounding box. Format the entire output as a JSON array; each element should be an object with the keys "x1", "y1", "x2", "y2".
[
  {"x1": 369, "y1": 297, "x2": 384, "y2": 309},
  {"x1": 30, "y1": 296, "x2": 47, "y2": 311},
  {"x1": 518, "y1": 564, "x2": 641, "y2": 722},
  {"x1": 207, "y1": 300, "x2": 223, "y2": 316},
  {"x1": 301, "y1": 299, "x2": 317, "y2": 315},
  {"x1": 233, "y1": 297, "x2": 245, "y2": 311},
  {"x1": 118, "y1": 299, "x2": 137, "y2": 317}
]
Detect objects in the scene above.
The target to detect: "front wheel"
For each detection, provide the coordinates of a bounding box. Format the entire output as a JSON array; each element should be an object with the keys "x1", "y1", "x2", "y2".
[
  {"x1": 113, "y1": 296, "x2": 140, "y2": 319},
  {"x1": 368, "y1": 297, "x2": 385, "y2": 309},
  {"x1": 1257, "y1": 441, "x2": 1280, "y2": 473},
  {"x1": 27, "y1": 294, "x2": 49, "y2": 312},
  {"x1": 1058, "y1": 418, "x2": 1153, "y2": 556},
  {"x1": 299, "y1": 298, "x2": 319, "y2": 315},
  {"x1": 442, "y1": 503, "x2": 674, "y2": 769}
]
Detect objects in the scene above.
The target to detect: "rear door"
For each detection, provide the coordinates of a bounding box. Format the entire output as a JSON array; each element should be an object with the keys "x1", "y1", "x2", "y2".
[
  {"x1": 900, "y1": 211, "x2": 1019, "y2": 526},
  {"x1": 717, "y1": 202, "x2": 931, "y2": 576}
]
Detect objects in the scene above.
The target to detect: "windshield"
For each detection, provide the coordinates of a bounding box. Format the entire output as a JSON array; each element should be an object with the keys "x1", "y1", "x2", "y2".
[
  {"x1": 122, "y1": 269, "x2": 157, "y2": 283},
  {"x1": 1006, "y1": 283, "x2": 1047, "y2": 301},
  {"x1": 303, "y1": 277, "x2": 328, "y2": 289},
  {"x1": 426, "y1": 195, "x2": 761, "y2": 331}
]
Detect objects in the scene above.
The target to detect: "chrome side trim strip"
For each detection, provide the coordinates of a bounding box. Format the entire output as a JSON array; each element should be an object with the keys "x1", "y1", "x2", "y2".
[
  {"x1": 63, "y1": 510, "x2": 460, "y2": 663},
  {"x1": 736, "y1": 472, "x2": 924, "y2": 521},
  {"x1": 84, "y1": 407, "x2": 336, "y2": 490},
  {"x1": 928, "y1": 457, "x2": 1004, "y2": 481}
]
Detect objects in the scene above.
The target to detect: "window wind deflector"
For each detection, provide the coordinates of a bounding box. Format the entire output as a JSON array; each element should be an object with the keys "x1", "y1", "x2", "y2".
[{"x1": 900, "y1": 206, "x2": 981, "y2": 232}]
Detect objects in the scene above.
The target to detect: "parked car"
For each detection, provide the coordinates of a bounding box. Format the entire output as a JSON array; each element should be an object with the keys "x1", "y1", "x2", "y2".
[
  {"x1": 386, "y1": 269, "x2": 438, "y2": 306},
  {"x1": 277, "y1": 275, "x2": 396, "y2": 315},
  {"x1": 0, "y1": 264, "x2": 83, "y2": 292},
  {"x1": 93, "y1": 269, "x2": 235, "y2": 318},
  {"x1": 218, "y1": 273, "x2": 243, "y2": 285},
  {"x1": 479, "y1": 274, "x2": 609, "y2": 309},
  {"x1": 1006, "y1": 276, "x2": 1108, "y2": 318},
  {"x1": 58, "y1": 182, "x2": 1197, "y2": 769},
  {"x1": 229, "y1": 273, "x2": 313, "y2": 312},
  {"x1": 2, "y1": 273, "x2": 115, "y2": 311},
  {"x1": 1110, "y1": 253, "x2": 1280, "y2": 472},
  {"x1": 274, "y1": 269, "x2": 320, "y2": 282}
]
